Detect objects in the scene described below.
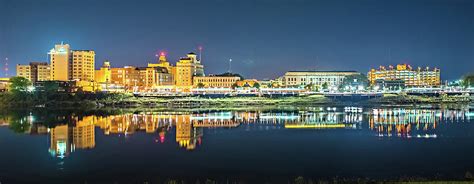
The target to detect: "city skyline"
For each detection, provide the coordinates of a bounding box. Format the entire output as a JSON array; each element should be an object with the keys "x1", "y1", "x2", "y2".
[{"x1": 1, "y1": 0, "x2": 473, "y2": 80}]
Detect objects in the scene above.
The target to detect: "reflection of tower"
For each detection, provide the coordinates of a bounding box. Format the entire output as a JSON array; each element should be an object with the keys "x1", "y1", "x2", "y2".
[
  {"x1": 175, "y1": 115, "x2": 202, "y2": 150},
  {"x1": 49, "y1": 116, "x2": 96, "y2": 158},
  {"x1": 73, "y1": 116, "x2": 96, "y2": 149},
  {"x1": 49, "y1": 124, "x2": 73, "y2": 158}
]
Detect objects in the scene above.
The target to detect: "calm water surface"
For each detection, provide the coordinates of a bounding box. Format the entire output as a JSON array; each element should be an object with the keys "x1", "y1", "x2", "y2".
[{"x1": 0, "y1": 105, "x2": 473, "y2": 182}]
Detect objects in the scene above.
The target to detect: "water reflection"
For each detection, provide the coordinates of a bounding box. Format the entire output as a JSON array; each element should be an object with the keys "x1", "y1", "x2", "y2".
[
  {"x1": 0, "y1": 106, "x2": 472, "y2": 158},
  {"x1": 369, "y1": 108, "x2": 472, "y2": 138}
]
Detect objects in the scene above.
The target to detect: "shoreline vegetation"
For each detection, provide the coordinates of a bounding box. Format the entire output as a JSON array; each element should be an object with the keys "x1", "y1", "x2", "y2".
[{"x1": 0, "y1": 91, "x2": 471, "y2": 109}]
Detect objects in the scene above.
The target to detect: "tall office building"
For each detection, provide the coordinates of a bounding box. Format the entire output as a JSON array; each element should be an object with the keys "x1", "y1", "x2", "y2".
[
  {"x1": 71, "y1": 50, "x2": 95, "y2": 81},
  {"x1": 49, "y1": 43, "x2": 71, "y2": 81},
  {"x1": 48, "y1": 43, "x2": 95, "y2": 82},
  {"x1": 175, "y1": 52, "x2": 204, "y2": 88}
]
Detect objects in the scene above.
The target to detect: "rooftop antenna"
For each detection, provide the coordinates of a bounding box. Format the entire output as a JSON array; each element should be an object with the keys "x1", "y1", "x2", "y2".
[
  {"x1": 228, "y1": 58, "x2": 232, "y2": 73},
  {"x1": 198, "y1": 46, "x2": 203, "y2": 62},
  {"x1": 4, "y1": 57, "x2": 8, "y2": 77}
]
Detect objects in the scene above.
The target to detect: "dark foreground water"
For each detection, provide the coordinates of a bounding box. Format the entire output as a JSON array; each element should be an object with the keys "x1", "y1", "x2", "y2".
[{"x1": 0, "y1": 105, "x2": 473, "y2": 183}]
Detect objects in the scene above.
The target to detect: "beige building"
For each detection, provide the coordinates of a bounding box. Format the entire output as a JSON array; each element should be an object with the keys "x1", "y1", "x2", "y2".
[
  {"x1": 71, "y1": 50, "x2": 95, "y2": 82},
  {"x1": 111, "y1": 66, "x2": 140, "y2": 88},
  {"x1": 16, "y1": 64, "x2": 31, "y2": 81},
  {"x1": 368, "y1": 64, "x2": 441, "y2": 87},
  {"x1": 49, "y1": 43, "x2": 71, "y2": 81},
  {"x1": 193, "y1": 75, "x2": 241, "y2": 88},
  {"x1": 283, "y1": 71, "x2": 359, "y2": 88},
  {"x1": 0, "y1": 78, "x2": 10, "y2": 92},
  {"x1": 16, "y1": 62, "x2": 51, "y2": 82},
  {"x1": 109, "y1": 65, "x2": 173, "y2": 91},
  {"x1": 49, "y1": 43, "x2": 95, "y2": 82},
  {"x1": 175, "y1": 52, "x2": 204, "y2": 88},
  {"x1": 95, "y1": 61, "x2": 111, "y2": 83}
]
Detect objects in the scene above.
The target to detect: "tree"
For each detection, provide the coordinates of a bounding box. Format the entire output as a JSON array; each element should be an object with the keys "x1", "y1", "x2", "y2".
[
  {"x1": 322, "y1": 82, "x2": 328, "y2": 90},
  {"x1": 38, "y1": 81, "x2": 60, "y2": 102},
  {"x1": 340, "y1": 74, "x2": 369, "y2": 91},
  {"x1": 304, "y1": 83, "x2": 318, "y2": 91},
  {"x1": 461, "y1": 74, "x2": 474, "y2": 88},
  {"x1": 252, "y1": 82, "x2": 260, "y2": 89},
  {"x1": 9, "y1": 77, "x2": 31, "y2": 93},
  {"x1": 197, "y1": 82, "x2": 205, "y2": 88},
  {"x1": 9, "y1": 118, "x2": 31, "y2": 133},
  {"x1": 231, "y1": 82, "x2": 238, "y2": 89}
]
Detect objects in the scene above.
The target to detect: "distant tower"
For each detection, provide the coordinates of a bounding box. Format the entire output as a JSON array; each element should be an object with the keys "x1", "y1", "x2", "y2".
[
  {"x1": 4, "y1": 57, "x2": 8, "y2": 77},
  {"x1": 198, "y1": 46, "x2": 203, "y2": 62},
  {"x1": 228, "y1": 58, "x2": 232, "y2": 73}
]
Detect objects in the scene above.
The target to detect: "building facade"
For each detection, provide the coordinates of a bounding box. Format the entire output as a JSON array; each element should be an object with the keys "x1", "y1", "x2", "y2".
[
  {"x1": 16, "y1": 64, "x2": 31, "y2": 81},
  {"x1": 95, "y1": 61, "x2": 112, "y2": 83},
  {"x1": 193, "y1": 75, "x2": 241, "y2": 88},
  {"x1": 49, "y1": 43, "x2": 71, "y2": 81},
  {"x1": 16, "y1": 62, "x2": 51, "y2": 83},
  {"x1": 283, "y1": 71, "x2": 360, "y2": 88},
  {"x1": 175, "y1": 52, "x2": 204, "y2": 88},
  {"x1": 71, "y1": 50, "x2": 95, "y2": 82},
  {"x1": 368, "y1": 64, "x2": 440, "y2": 87},
  {"x1": 49, "y1": 43, "x2": 95, "y2": 82}
]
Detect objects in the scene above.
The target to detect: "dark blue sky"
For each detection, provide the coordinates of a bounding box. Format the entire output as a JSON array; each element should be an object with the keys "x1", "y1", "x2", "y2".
[{"x1": 1, "y1": 0, "x2": 473, "y2": 80}]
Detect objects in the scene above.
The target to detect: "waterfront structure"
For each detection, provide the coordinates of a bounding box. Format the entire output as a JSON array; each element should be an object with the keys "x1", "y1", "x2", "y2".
[
  {"x1": 283, "y1": 71, "x2": 359, "y2": 88},
  {"x1": 368, "y1": 64, "x2": 441, "y2": 87},
  {"x1": 16, "y1": 62, "x2": 51, "y2": 83},
  {"x1": 175, "y1": 52, "x2": 204, "y2": 89},
  {"x1": 49, "y1": 43, "x2": 95, "y2": 82},
  {"x1": 193, "y1": 74, "x2": 241, "y2": 88}
]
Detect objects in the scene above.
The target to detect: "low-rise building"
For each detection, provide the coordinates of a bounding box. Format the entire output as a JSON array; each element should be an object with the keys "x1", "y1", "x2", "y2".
[
  {"x1": 368, "y1": 64, "x2": 440, "y2": 87},
  {"x1": 0, "y1": 78, "x2": 10, "y2": 92},
  {"x1": 193, "y1": 73, "x2": 241, "y2": 88},
  {"x1": 283, "y1": 71, "x2": 360, "y2": 88},
  {"x1": 16, "y1": 62, "x2": 51, "y2": 83}
]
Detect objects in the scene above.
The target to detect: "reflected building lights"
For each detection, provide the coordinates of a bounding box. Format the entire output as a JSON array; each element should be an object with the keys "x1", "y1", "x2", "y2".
[{"x1": 2, "y1": 106, "x2": 471, "y2": 157}]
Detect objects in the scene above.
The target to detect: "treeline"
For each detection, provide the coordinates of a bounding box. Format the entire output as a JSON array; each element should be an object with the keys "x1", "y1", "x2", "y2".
[{"x1": 1, "y1": 77, "x2": 131, "y2": 108}]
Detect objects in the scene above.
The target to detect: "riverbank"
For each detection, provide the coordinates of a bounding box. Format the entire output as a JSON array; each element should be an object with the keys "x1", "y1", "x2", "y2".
[{"x1": 1, "y1": 92, "x2": 472, "y2": 109}]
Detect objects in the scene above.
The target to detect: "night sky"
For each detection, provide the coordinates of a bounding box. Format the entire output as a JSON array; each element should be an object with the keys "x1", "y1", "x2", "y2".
[{"x1": 1, "y1": 0, "x2": 473, "y2": 80}]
